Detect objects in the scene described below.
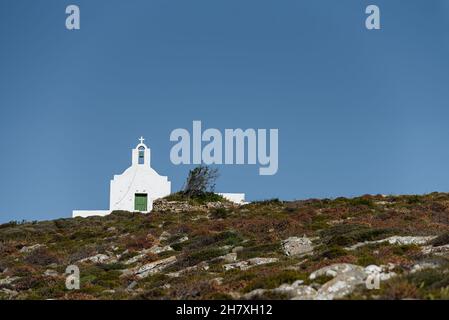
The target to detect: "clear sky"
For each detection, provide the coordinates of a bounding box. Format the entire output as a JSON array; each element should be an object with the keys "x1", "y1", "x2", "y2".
[{"x1": 1, "y1": 0, "x2": 449, "y2": 223}]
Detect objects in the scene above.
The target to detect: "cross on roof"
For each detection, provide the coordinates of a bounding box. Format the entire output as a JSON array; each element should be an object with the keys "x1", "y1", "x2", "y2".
[{"x1": 139, "y1": 136, "x2": 145, "y2": 144}]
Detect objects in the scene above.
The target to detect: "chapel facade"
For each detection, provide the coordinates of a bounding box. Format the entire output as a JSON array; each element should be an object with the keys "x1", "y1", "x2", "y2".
[{"x1": 73, "y1": 137, "x2": 171, "y2": 218}]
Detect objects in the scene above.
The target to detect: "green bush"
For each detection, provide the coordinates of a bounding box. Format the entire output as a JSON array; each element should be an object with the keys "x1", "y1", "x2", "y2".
[
  {"x1": 24, "y1": 248, "x2": 59, "y2": 266},
  {"x1": 320, "y1": 224, "x2": 395, "y2": 246},
  {"x1": 406, "y1": 268, "x2": 449, "y2": 290},
  {"x1": 244, "y1": 270, "x2": 307, "y2": 292},
  {"x1": 238, "y1": 243, "x2": 281, "y2": 260},
  {"x1": 177, "y1": 248, "x2": 227, "y2": 268},
  {"x1": 211, "y1": 208, "x2": 229, "y2": 219},
  {"x1": 313, "y1": 245, "x2": 348, "y2": 260}
]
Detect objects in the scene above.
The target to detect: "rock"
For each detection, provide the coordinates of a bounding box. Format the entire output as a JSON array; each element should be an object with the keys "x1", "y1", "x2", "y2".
[
  {"x1": 310, "y1": 263, "x2": 365, "y2": 280},
  {"x1": 364, "y1": 265, "x2": 382, "y2": 275},
  {"x1": 153, "y1": 199, "x2": 235, "y2": 213},
  {"x1": 44, "y1": 269, "x2": 58, "y2": 277},
  {"x1": 0, "y1": 288, "x2": 19, "y2": 299},
  {"x1": 364, "y1": 264, "x2": 396, "y2": 281},
  {"x1": 243, "y1": 289, "x2": 268, "y2": 299},
  {"x1": 126, "y1": 281, "x2": 138, "y2": 290},
  {"x1": 422, "y1": 244, "x2": 449, "y2": 256},
  {"x1": 244, "y1": 280, "x2": 317, "y2": 300},
  {"x1": 289, "y1": 286, "x2": 318, "y2": 300},
  {"x1": 124, "y1": 245, "x2": 174, "y2": 265},
  {"x1": 383, "y1": 236, "x2": 436, "y2": 246},
  {"x1": 410, "y1": 262, "x2": 439, "y2": 273},
  {"x1": 221, "y1": 253, "x2": 237, "y2": 263},
  {"x1": 282, "y1": 236, "x2": 314, "y2": 256},
  {"x1": 309, "y1": 264, "x2": 366, "y2": 300},
  {"x1": 223, "y1": 257, "x2": 278, "y2": 271},
  {"x1": 149, "y1": 245, "x2": 174, "y2": 255},
  {"x1": 159, "y1": 231, "x2": 171, "y2": 242},
  {"x1": 309, "y1": 263, "x2": 397, "y2": 300},
  {"x1": 135, "y1": 255, "x2": 177, "y2": 278},
  {"x1": 19, "y1": 244, "x2": 45, "y2": 254},
  {"x1": 0, "y1": 276, "x2": 20, "y2": 286},
  {"x1": 102, "y1": 289, "x2": 115, "y2": 294},
  {"x1": 316, "y1": 273, "x2": 364, "y2": 300},
  {"x1": 232, "y1": 246, "x2": 244, "y2": 254},
  {"x1": 78, "y1": 254, "x2": 112, "y2": 264},
  {"x1": 174, "y1": 236, "x2": 189, "y2": 244},
  {"x1": 347, "y1": 236, "x2": 436, "y2": 250},
  {"x1": 211, "y1": 277, "x2": 223, "y2": 285},
  {"x1": 124, "y1": 253, "x2": 147, "y2": 265}
]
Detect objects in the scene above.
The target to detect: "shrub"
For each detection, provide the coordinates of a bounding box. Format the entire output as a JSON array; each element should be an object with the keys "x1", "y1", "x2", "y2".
[
  {"x1": 24, "y1": 248, "x2": 59, "y2": 266},
  {"x1": 211, "y1": 208, "x2": 228, "y2": 219},
  {"x1": 244, "y1": 270, "x2": 307, "y2": 292},
  {"x1": 183, "y1": 165, "x2": 219, "y2": 197},
  {"x1": 406, "y1": 268, "x2": 449, "y2": 290},
  {"x1": 124, "y1": 234, "x2": 156, "y2": 251},
  {"x1": 312, "y1": 245, "x2": 348, "y2": 260},
  {"x1": 252, "y1": 199, "x2": 282, "y2": 205},
  {"x1": 237, "y1": 243, "x2": 280, "y2": 260},
  {"x1": 176, "y1": 248, "x2": 227, "y2": 268},
  {"x1": 320, "y1": 224, "x2": 395, "y2": 246}
]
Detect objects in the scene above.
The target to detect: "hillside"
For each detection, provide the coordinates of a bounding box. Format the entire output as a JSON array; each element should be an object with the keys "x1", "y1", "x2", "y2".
[{"x1": 1, "y1": 193, "x2": 449, "y2": 300}]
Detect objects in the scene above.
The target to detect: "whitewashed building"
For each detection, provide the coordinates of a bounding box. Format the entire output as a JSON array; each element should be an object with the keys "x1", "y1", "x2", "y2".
[
  {"x1": 73, "y1": 137, "x2": 171, "y2": 218},
  {"x1": 73, "y1": 137, "x2": 247, "y2": 218}
]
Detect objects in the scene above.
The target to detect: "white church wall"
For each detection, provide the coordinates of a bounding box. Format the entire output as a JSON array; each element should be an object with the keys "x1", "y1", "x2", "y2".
[
  {"x1": 72, "y1": 138, "x2": 171, "y2": 218},
  {"x1": 109, "y1": 165, "x2": 171, "y2": 212}
]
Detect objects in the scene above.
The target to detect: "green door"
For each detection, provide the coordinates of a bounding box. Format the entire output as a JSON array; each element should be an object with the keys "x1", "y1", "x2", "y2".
[{"x1": 134, "y1": 194, "x2": 148, "y2": 211}]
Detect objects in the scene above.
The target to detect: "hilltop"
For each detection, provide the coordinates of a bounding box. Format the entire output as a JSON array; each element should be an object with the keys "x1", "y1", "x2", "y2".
[{"x1": 1, "y1": 193, "x2": 449, "y2": 300}]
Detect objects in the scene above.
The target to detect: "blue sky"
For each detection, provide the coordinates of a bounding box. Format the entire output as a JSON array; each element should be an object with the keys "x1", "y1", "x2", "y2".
[{"x1": 1, "y1": 1, "x2": 449, "y2": 222}]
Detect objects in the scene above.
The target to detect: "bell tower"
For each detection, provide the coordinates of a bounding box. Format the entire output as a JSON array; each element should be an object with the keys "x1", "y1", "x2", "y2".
[{"x1": 132, "y1": 136, "x2": 151, "y2": 166}]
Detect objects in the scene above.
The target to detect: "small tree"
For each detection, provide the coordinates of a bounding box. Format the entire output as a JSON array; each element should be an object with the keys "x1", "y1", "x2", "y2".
[{"x1": 183, "y1": 165, "x2": 219, "y2": 197}]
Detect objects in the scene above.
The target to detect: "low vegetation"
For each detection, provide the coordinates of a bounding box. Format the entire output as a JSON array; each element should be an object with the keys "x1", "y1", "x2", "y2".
[{"x1": 1, "y1": 192, "x2": 449, "y2": 300}]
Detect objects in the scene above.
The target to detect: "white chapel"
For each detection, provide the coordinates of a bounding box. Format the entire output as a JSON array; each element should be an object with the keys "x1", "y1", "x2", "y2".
[{"x1": 73, "y1": 137, "x2": 171, "y2": 218}]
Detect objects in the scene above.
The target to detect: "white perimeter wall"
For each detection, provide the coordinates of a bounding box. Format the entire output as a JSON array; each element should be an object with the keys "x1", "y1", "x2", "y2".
[
  {"x1": 217, "y1": 193, "x2": 247, "y2": 204},
  {"x1": 73, "y1": 210, "x2": 111, "y2": 218}
]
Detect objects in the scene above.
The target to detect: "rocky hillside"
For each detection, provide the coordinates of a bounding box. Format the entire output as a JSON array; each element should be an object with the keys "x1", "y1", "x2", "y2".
[{"x1": 2, "y1": 193, "x2": 449, "y2": 300}]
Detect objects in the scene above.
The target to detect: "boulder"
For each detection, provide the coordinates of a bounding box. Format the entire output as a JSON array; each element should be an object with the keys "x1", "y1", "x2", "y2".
[
  {"x1": 282, "y1": 236, "x2": 314, "y2": 256},
  {"x1": 316, "y1": 273, "x2": 364, "y2": 300},
  {"x1": 310, "y1": 263, "x2": 365, "y2": 280},
  {"x1": 289, "y1": 286, "x2": 318, "y2": 300},
  {"x1": 309, "y1": 263, "x2": 397, "y2": 300}
]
